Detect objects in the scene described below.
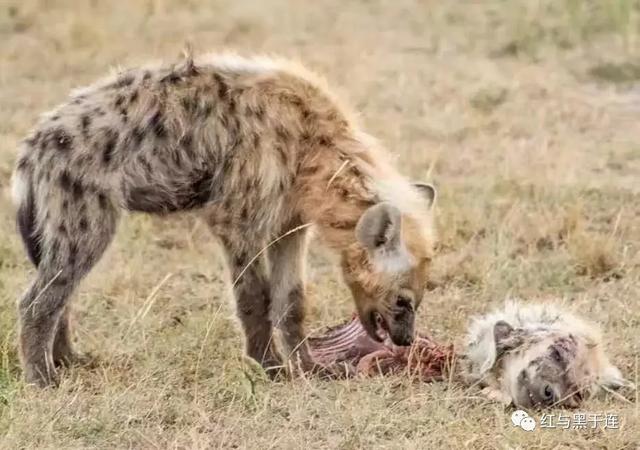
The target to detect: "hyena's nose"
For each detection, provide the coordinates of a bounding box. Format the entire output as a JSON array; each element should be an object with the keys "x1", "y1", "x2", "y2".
[{"x1": 391, "y1": 331, "x2": 414, "y2": 347}]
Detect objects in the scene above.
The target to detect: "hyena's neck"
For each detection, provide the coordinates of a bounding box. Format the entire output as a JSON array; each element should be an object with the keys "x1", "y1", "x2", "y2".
[{"x1": 296, "y1": 139, "x2": 386, "y2": 251}]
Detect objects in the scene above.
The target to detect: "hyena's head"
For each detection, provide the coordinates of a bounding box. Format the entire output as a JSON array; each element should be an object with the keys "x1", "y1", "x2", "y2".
[
  {"x1": 341, "y1": 183, "x2": 436, "y2": 346},
  {"x1": 496, "y1": 322, "x2": 628, "y2": 408}
]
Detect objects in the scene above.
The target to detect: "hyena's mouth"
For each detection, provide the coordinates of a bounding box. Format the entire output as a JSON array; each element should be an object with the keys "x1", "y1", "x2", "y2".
[{"x1": 373, "y1": 311, "x2": 389, "y2": 341}]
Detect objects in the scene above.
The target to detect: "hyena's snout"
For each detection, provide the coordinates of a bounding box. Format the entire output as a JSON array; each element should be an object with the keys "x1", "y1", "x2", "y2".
[
  {"x1": 367, "y1": 301, "x2": 415, "y2": 346},
  {"x1": 387, "y1": 305, "x2": 415, "y2": 346}
]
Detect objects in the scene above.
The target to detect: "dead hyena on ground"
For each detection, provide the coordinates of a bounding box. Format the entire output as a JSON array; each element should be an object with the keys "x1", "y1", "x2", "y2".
[{"x1": 12, "y1": 53, "x2": 437, "y2": 387}]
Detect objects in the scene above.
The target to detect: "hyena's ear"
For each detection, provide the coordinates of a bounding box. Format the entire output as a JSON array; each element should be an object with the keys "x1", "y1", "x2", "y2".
[
  {"x1": 493, "y1": 320, "x2": 522, "y2": 356},
  {"x1": 356, "y1": 202, "x2": 414, "y2": 272},
  {"x1": 413, "y1": 183, "x2": 437, "y2": 209}
]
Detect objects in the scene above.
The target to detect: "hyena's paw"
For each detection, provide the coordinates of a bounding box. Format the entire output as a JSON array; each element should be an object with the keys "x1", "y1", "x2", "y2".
[
  {"x1": 54, "y1": 351, "x2": 97, "y2": 369},
  {"x1": 261, "y1": 356, "x2": 286, "y2": 380},
  {"x1": 23, "y1": 361, "x2": 59, "y2": 388}
]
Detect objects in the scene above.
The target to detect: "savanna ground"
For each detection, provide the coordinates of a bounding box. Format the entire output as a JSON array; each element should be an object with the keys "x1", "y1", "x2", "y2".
[{"x1": 0, "y1": 0, "x2": 639, "y2": 448}]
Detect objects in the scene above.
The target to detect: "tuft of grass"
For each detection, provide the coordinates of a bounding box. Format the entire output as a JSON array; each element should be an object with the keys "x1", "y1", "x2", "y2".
[
  {"x1": 588, "y1": 61, "x2": 640, "y2": 84},
  {"x1": 568, "y1": 231, "x2": 622, "y2": 279},
  {"x1": 469, "y1": 87, "x2": 508, "y2": 114}
]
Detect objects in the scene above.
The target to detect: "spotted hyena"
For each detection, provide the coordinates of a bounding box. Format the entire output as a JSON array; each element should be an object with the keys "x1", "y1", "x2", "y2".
[
  {"x1": 12, "y1": 52, "x2": 437, "y2": 387},
  {"x1": 462, "y1": 301, "x2": 631, "y2": 408}
]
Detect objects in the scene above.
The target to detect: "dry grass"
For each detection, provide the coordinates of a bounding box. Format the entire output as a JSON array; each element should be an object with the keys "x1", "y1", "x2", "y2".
[{"x1": 1, "y1": 0, "x2": 640, "y2": 448}]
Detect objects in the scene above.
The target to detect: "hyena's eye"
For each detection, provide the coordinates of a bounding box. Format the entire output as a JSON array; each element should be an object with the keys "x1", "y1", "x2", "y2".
[{"x1": 396, "y1": 295, "x2": 413, "y2": 311}]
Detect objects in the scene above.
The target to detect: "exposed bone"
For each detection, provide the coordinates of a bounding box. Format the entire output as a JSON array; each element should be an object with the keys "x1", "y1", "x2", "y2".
[{"x1": 308, "y1": 315, "x2": 454, "y2": 381}]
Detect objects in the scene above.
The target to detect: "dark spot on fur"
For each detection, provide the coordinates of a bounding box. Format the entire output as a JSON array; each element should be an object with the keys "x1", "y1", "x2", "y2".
[
  {"x1": 252, "y1": 133, "x2": 260, "y2": 149},
  {"x1": 149, "y1": 110, "x2": 166, "y2": 138},
  {"x1": 62, "y1": 199, "x2": 69, "y2": 211},
  {"x1": 58, "y1": 223, "x2": 67, "y2": 235},
  {"x1": 114, "y1": 95, "x2": 125, "y2": 109},
  {"x1": 276, "y1": 145, "x2": 288, "y2": 165},
  {"x1": 276, "y1": 125, "x2": 290, "y2": 143},
  {"x1": 318, "y1": 135, "x2": 333, "y2": 146},
  {"x1": 80, "y1": 114, "x2": 91, "y2": 137},
  {"x1": 16, "y1": 156, "x2": 30, "y2": 171},
  {"x1": 286, "y1": 285, "x2": 305, "y2": 323},
  {"x1": 300, "y1": 164, "x2": 318, "y2": 176},
  {"x1": 201, "y1": 102, "x2": 213, "y2": 117},
  {"x1": 329, "y1": 219, "x2": 357, "y2": 230},
  {"x1": 44, "y1": 128, "x2": 73, "y2": 152},
  {"x1": 137, "y1": 155, "x2": 153, "y2": 174},
  {"x1": 181, "y1": 97, "x2": 196, "y2": 114},
  {"x1": 129, "y1": 127, "x2": 144, "y2": 147},
  {"x1": 234, "y1": 252, "x2": 247, "y2": 268},
  {"x1": 59, "y1": 171, "x2": 72, "y2": 191},
  {"x1": 52, "y1": 275, "x2": 69, "y2": 286},
  {"x1": 72, "y1": 179, "x2": 84, "y2": 201},
  {"x1": 129, "y1": 90, "x2": 139, "y2": 104},
  {"x1": 143, "y1": 71, "x2": 152, "y2": 81},
  {"x1": 69, "y1": 242, "x2": 78, "y2": 266},
  {"x1": 102, "y1": 129, "x2": 118, "y2": 165},
  {"x1": 51, "y1": 115, "x2": 60, "y2": 121},
  {"x1": 186, "y1": 171, "x2": 215, "y2": 207},
  {"x1": 79, "y1": 217, "x2": 88, "y2": 231},
  {"x1": 214, "y1": 73, "x2": 229, "y2": 98},
  {"x1": 98, "y1": 193, "x2": 108, "y2": 210}
]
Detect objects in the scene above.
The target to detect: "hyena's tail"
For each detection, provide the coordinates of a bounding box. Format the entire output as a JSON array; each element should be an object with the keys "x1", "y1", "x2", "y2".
[{"x1": 12, "y1": 161, "x2": 42, "y2": 267}]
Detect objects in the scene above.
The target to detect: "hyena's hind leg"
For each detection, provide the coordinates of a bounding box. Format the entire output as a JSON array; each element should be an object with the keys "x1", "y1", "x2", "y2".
[
  {"x1": 18, "y1": 189, "x2": 119, "y2": 387},
  {"x1": 217, "y1": 233, "x2": 282, "y2": 376},
  {"x1": 52, "y1": 306, "x2": 87, "y2": 367}
]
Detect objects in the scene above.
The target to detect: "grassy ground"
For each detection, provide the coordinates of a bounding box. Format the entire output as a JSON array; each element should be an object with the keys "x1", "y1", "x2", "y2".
[{"x1": 1, "y1": 0, "x2": 640, "y2": 448}]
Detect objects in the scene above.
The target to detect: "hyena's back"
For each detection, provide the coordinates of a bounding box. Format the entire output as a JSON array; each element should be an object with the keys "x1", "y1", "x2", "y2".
[
  {"x1": 13, "y1": 55, "x2": 343, "y2": 261},
  {"x1": 18, "y1": 59, "x2": 301, "y2": 214}
]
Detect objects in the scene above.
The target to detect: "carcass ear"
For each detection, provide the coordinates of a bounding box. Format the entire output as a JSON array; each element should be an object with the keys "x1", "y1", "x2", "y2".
[
  {"x1": 413, "y1": 182, "x2": 436, "y2": 209},
  {"x1": 356, "y1": 202, "x2": 413, "y2": 272},
  {"x1": 494, "y1": 320, "x2": 522, "y2": 356}
]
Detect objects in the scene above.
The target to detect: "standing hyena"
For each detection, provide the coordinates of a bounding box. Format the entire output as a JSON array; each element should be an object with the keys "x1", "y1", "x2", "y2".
[{"x1": 12, "y1": 53, "x2": 437, "y2": 387}]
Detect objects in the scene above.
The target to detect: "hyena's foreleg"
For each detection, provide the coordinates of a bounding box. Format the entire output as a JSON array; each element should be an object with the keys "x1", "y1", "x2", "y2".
[
  {"x1": 17, "y1": 185, "x2": 119, "y2": 387},
  {"x1": 268, "y1": 228, "x2": 313, "y2": 373},
  {"x1": 217, "y1": 234, "x2": 282, "y2": 374}
]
